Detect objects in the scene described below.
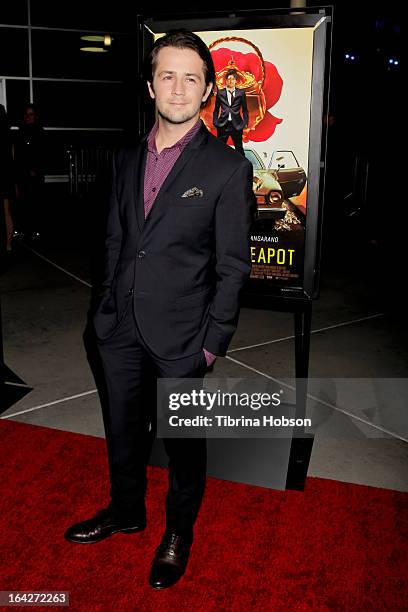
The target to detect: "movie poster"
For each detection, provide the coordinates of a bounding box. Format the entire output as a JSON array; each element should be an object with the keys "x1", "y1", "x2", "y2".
[
  {"x1": 196, "y1": 28, "x2": 314, "y2": 290},
  {"x1": 154, "y1": 27, "x2": 315, "y2": 291}
]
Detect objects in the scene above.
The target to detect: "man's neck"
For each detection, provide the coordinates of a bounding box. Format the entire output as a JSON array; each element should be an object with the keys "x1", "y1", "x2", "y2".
[{"x1": 155, "y1": 114, "x2": 200, "y2": 154}]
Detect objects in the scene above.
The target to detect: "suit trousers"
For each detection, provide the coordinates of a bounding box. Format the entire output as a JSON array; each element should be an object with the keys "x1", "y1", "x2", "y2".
[
  {"x1": 217, "y1": 123, "x2": 245, "y2": 157},
  {"x1": 96, "y1": 297, "x2": 208, "y2": 534}
]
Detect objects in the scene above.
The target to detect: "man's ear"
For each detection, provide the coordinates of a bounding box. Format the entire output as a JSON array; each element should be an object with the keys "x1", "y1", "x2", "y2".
[
  {"x1": 147, "y1": 81, "x2": 155, "y2": 100},
  {"x1": 202, "y1": 82, "x2": 213, "y2": 103}
]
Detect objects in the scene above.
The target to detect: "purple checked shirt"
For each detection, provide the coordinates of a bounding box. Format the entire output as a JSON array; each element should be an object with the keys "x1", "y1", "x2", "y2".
[{"x1": 143, "y1": 119, "x2": 216, "y2": 367}]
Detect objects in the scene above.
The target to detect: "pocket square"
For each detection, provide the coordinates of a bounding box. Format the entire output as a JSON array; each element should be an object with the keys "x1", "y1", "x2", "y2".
[{"x1": 181, "y1": 187, "x2": 204, "y2": 198}]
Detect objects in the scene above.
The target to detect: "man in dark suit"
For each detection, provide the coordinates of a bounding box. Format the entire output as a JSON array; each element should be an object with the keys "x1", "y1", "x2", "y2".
[
  {"x1": 64, "y1": 30, "x2": 255, "y2": 589},
  {"x1": 213, "y1": 69, "x2": 249, "y2": 156}
]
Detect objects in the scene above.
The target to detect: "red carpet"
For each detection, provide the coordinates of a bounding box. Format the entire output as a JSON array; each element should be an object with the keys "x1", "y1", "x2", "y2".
[{"x1": 0, "y1": 419, "x2": 407, "y2": 611}]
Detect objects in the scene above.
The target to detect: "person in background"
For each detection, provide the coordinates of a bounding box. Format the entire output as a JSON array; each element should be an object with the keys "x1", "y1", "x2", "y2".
[
  {"x1": 13, "y1": 103, "x2": 46, "y2": 242},
  {"x1": 0, "y1": 104, "x2": 14, "y2": 257}
]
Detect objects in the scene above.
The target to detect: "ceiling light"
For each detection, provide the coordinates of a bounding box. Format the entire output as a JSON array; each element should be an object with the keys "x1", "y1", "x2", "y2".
[
  {"x1": 80, "y1": 35, "x2": 105, "y2": 42},
  {"x1": 80, "y1": 46, "x2": 107, "y2": 53}
]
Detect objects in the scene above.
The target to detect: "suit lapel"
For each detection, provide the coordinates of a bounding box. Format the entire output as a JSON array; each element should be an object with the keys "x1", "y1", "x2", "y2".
[{"x1": 133, "y1": 139, "x2": 148, "y2": 232}]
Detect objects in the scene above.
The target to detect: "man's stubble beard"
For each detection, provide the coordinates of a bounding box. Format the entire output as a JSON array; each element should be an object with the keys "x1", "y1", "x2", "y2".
[{"x1": 157, "y1": 103, "x2": 202, "y2": 126}]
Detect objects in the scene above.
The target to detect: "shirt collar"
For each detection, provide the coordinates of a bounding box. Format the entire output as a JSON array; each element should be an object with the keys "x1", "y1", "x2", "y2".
[{"x1": 147, "y1": 118, "x2": 202, "y2": 155}]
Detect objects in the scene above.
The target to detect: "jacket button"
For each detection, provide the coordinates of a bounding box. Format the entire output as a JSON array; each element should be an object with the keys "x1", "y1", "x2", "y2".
[
  {"x1": 127, "y1": 288, "x2": 134, "y2": 295},
  {"x1": 138, "y1": 250, "x2": 146, "y2": 258}
]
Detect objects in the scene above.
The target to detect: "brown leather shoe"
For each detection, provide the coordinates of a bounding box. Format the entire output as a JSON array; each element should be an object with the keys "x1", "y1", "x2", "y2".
[
  {"x1": 149, "y1": 528, "x2": 193, "y2": 589},
  {"x1": 64, "y1": 507, "x2": 146, "y2": 544}
]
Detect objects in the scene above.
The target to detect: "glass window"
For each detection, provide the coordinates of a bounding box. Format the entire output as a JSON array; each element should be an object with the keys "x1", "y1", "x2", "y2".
[
  {"x1": 0, "y1": 28, "x2": 29, "y2": 76},
  {"x1": 269, "y1": 151, "x2": 300, "y2": 170},
  {"x1": 244, "y1": 148, "x2": 264, "y2": 170},
  {"x1": 5, "y1": 79, "x2": 30, "y2": 125},
  {"x1": 31, "y1": 30, "x2": 132, "y2": 81},
  {"x1": 30, "y1": 0, "x2": 134, "y2": 31},
  {"x1": 33, "y1": 81, "x2": 127, "y2": 128},
  {"x1": 0, "y1": 1, "x2": 28, "y2": 25}
]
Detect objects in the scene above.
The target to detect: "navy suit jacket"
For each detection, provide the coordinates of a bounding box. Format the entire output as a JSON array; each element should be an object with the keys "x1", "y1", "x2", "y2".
[{"x1": 93, "y1": 120, "x2": 255, "y2": 360}]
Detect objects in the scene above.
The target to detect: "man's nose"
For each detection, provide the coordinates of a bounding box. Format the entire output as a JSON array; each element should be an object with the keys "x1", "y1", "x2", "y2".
[{"x1": 172, "y1": 77, "x2": 186, "y2": 96}]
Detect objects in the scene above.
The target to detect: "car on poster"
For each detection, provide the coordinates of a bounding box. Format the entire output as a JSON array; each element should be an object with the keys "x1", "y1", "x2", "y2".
[{"x1": 244, "y1": 148, "x2": 307, "y2": 219}]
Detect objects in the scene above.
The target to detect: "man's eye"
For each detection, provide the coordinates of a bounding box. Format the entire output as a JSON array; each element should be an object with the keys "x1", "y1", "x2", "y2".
[
  {"x1": 163, "y1": 75, "x2": 173, "y2": 80},
  {"x1": 186, "y1": 78, "x2": 196, "y2": 83}
]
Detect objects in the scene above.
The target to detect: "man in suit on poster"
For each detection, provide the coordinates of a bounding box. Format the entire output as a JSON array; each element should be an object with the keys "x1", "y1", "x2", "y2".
[
  {"x1": 64, "y1": 30, "x2": 255, "y2": 589},
  {"x1": 213, "y1": 69, "x2": 249, "y2": 156}
]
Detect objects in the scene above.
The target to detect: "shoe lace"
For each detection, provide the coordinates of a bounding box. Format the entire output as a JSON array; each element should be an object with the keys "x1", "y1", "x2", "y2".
[
  {"x1": 166, "y1": 531, "x2": 180, "y2": 556},
  {"x1": 158, "y1": 530, "x2": 182, "y2": 558}
]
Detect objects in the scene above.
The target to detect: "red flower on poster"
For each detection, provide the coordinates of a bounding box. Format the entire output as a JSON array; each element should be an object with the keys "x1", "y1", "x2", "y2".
[{"x1": 200, "y1": 41, "x2": 283, "y2": 143}]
